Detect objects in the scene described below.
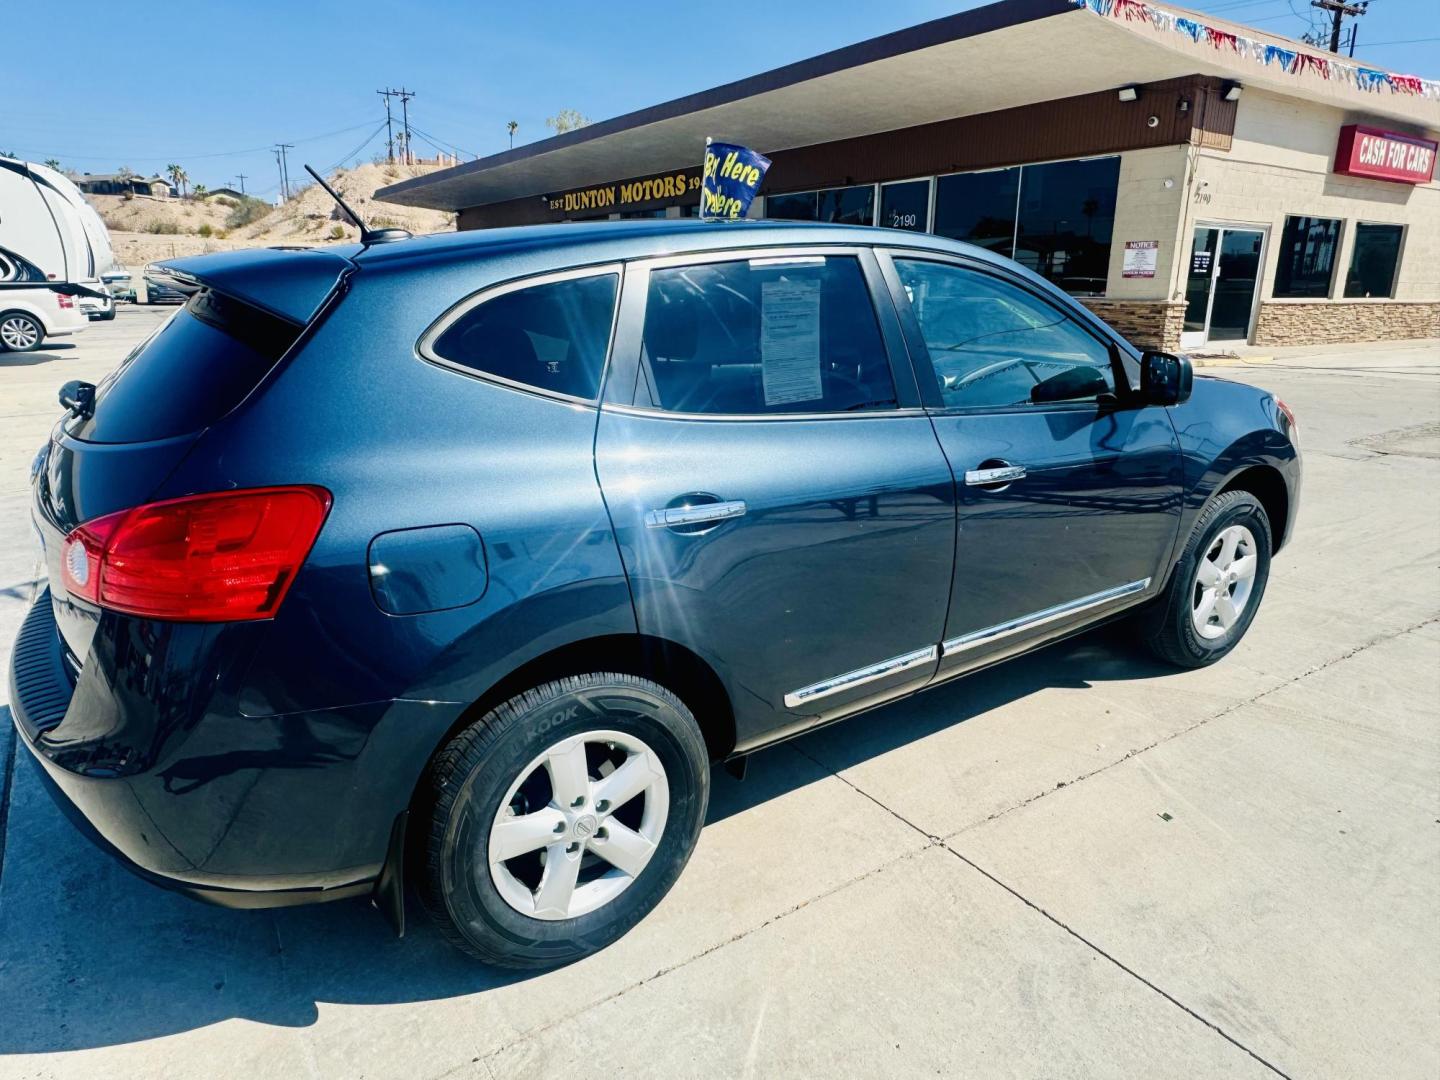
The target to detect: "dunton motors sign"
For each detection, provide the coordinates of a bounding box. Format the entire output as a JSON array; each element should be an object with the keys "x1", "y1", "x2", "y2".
[{"x1": 1334, "y1": 125, "x2": 1437, "y2": 184}]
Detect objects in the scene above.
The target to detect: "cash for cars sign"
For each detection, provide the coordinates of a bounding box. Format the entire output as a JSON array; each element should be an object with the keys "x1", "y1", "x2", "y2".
[
  {"x1": 1333, "y1": 125, "x2": 1437, "y2": 184},
  {"x1": 700, "y1": 140, "x2": 771, "y2": 220}
]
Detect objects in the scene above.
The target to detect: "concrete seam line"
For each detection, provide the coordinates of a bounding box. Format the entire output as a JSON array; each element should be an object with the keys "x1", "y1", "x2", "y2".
[
  {"x1": 467, "y1": 843, "x2": 935, "y2": 1069},
  {"x1": 946, "y1": 614, "x2": 1440, "y2": 841},
  {"x1": 942, "y1": 844, "x2": 1295, "y2": 1080}
]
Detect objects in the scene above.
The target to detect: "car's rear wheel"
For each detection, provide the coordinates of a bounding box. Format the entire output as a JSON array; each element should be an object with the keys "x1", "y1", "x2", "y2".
[
  {"x1": 418, "y1": 673, "x2": 709, "y2": 968},
  {"x1": 1140, "y1": 490, "x2": 1272, "y2": 668},
  {"x1": 0, "y1": 312, "x2": 43, "y2": 352}
]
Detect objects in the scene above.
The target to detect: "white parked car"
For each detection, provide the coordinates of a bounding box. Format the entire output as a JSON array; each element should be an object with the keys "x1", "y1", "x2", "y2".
[{"x1": 0, "y1": 246, "x2": 87, "y2": 351}]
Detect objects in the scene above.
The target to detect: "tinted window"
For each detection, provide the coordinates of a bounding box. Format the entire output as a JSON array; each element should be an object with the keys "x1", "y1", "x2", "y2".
[
  {"x1": 765, "y1": 185, "x2": 875, "y2": 225},
  {"x1": 430, "y1": 273, "x2": 618, "y2": 400},
  {"x1": 1273, "y1": 216, "x2": 1341, "y2": 298},
  {"x1": 933, "y1": 168, "x2": 1019, "y2": 259},
  {"x1": 640, "y1": 256, "x2": 895, "y2": 415},
  {"x1": 1344, "y1": 223, "x2": 1403, "y2": 298},
  {"x1": 71, "y1": 289, "x2": 301, "y2": 444},
  {"x1": 879, "y1": 180, "x2": 929, "y2": 232},
  {"x1": 895, "y1": 259, "x2": 1115, "y2": 410},
  {"x1": 1014, "y1": 157, "x2": 1119, "y2": 297}
]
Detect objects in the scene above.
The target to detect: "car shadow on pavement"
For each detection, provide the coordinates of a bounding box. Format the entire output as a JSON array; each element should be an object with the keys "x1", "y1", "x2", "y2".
[
  {"x1": 0, "y1": 623, "x2": 1172, "y2": 1055},
  {"x1": 0, "y1": 349, "x2": 63, "y2": 367}
]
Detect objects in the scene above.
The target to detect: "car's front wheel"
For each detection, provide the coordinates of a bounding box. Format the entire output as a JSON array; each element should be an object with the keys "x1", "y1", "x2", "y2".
[
  {"x1": 0, "y1": 312, "x2": 44, "y2": 352},
  {"x1": 1140, "y1": 489, "x2": 1272, "y2": 668},
  {"x1": 418, "y1": 673, "x2": 710, "y2": 968}
]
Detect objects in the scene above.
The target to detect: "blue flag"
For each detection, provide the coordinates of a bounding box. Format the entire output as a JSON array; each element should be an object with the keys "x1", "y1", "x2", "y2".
[{"x1": 700, "y1": 141, "x2": 771, "y2": 221}]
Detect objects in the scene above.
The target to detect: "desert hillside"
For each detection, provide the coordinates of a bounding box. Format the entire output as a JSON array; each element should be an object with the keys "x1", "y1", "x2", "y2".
[{"x1": 89, "y1": 161, "x2": 456, "y2": 261}]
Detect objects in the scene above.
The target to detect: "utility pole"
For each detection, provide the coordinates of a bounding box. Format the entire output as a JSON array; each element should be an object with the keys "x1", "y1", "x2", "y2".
[
  {"x1": 274, "y1": 143, "x2": 294, "y2": 201},
  {"x1": 1310, "y1": 0, "x2": 1366, "y2": 53},
  {"x1": 377, "y1": 88, "x2": 396, "y2": 162},
  {"x1": 236, "y1": 173, "x2": 247, "y2": 194},
  {"x1": 397, "y1": 87, "x2": 415, "y2": 165}
]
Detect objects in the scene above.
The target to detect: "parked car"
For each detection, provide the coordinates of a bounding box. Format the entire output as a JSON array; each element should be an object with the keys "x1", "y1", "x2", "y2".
[
  {"x1": 78, "y1": 288, "x2": 115, "y2": 321},
  {"x1": 10, "y1": 220, "x2": 1300, "y2": 968},
  {"x1": 140, "y1": 263, "x2": 191, "y2": 304},
  {"x1": 101, "y1": 267, "x2": 134, "y2": 304},
  {"x1": 0, "y1": 246, "x2": 87, "y2": 350}
]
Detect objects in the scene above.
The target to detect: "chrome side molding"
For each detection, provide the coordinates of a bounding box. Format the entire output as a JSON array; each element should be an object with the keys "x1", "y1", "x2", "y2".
[
  {"x1": 784, "y1": 645, "x2": 938, "y2": 709},
  {"x1": 644, "y1": 500, "x2": 747, "y2": 529},
  {"x1": 942, "y1": 578, "x2": 1151, "y2": 657}
]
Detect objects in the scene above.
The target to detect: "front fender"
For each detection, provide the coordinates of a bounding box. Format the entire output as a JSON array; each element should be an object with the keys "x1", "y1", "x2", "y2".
[{"x1": 1164, "y1": 377, "x2": 1301, "y2": 572}]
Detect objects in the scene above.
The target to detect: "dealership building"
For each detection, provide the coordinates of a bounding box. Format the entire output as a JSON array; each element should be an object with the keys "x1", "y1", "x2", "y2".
[{"x1": 376, "y1": 0, "x2": 1439, "y2": 351}]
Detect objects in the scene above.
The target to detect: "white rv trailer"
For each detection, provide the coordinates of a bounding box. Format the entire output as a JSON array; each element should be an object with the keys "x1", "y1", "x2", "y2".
[{"x1": 0, "y1": 157, "x2": 115, "y2": 313}]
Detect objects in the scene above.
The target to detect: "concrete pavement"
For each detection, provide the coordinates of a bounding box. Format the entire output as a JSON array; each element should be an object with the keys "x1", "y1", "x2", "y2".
[{"x1": 0, "y1": 311, "x2": 1435, "y2": 1078}]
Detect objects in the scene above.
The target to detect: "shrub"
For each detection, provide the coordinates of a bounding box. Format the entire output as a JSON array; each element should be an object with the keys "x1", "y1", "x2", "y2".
[
  {"x1": 371, "y1": 215, "x2": 399, "y2": 229},
  {"x1": 145, "y1": 220, "x2": 181, "y2": 234},
  {"x1": 328, "y1": 225, "x2": 346, "y2": 240},
  {"x1": 224, "y1": 196, "x2": 272, "y2": 229},
  {"x1": 197, "y1": 224, "x2": 213, "y2": 238}
]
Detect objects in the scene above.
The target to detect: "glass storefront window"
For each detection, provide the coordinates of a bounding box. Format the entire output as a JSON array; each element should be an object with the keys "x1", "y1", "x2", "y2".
[
  {"x1": 933, "y1": 168, "x2": 1019, "y2": 259},
  {"x1": 878, "y1": 180, "x2": 929, "y2": 231},
  {"x1": 1273, "y1": 216, "x2": 1342, "y2": 298},
  {"x1": 1013, "y1": 157, "x2": 1119, "y2": 297},
  {"x1": 1344, "y1": 223, "x2": 1403, "y2": 298},
  {"x1": 765, "y1": 185, "x2": 875, "y2": 225}
]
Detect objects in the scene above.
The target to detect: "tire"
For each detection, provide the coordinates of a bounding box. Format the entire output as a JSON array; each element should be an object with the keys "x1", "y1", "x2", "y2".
[
  {"x1": 1139, "y1": 490, "x2": 1272, "y2": 668},
  {"x1": 418, "y1": 673, "x2": 710, "y2": 968},
  {"x1": 0, "y1": 312, "x2": 44, "y2": 352}
]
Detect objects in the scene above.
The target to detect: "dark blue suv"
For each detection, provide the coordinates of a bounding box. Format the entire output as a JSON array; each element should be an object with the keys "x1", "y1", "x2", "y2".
[{"x1": 10, "y1": 220, "x2": 1299, "y2": 967}]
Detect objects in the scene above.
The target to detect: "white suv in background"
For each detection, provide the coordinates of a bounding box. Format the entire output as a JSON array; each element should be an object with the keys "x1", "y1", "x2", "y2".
[{"x1": 0, "y1": 246, "x2": 87, "y2": 351}]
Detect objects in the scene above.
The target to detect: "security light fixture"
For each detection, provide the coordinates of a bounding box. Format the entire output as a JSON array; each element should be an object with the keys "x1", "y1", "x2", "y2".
[
  {"x1": 1223, "y1": 82, "x2": 1243, "y2": 102},
  {"x1": 1118, "y1": 85, "x2": 1140, "y2": 102}
]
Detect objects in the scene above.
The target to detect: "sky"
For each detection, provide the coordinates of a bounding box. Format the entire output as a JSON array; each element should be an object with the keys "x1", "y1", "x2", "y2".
[{"x1": 5, "y1": 0, "x2": 1437, "y2": 197}]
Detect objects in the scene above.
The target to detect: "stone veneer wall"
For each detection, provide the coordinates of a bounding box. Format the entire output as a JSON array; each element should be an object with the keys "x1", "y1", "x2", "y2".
[
  {"x1": 1080, "y1": 299, "x2": 1186, "y2": 352},
  {"x1": 1253, "y1": 302, "x2": 1440, "y2": 347}
]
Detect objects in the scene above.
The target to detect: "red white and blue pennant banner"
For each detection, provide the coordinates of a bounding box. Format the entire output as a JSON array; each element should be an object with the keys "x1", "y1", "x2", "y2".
[{"x1": 1073, "y1": 0, "x2": 1440, "y2": 101}]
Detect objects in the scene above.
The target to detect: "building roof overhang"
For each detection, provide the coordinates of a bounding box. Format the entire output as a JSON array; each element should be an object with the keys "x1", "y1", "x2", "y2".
[{"x1": 375, "y1": 0, "x2": 1439, "y2": 212}]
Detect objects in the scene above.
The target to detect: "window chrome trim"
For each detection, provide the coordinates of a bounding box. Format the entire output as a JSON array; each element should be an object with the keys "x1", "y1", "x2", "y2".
[
  {"x1": 416, "y1": 262, "x2": 624, "y2": 406},
  {"x1": 784, "y1": 645, "x2": 938, "y2": 709},
  {"x1": 601, "y1": 402, "x2": 929, "y2": 423},
  {"x1": 942, "y1": 578, "x2": 1151, "y2": 657}
]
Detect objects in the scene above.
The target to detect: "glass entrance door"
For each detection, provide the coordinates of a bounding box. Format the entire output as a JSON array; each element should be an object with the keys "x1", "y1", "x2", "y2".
[{"x1": 1180, "y1": 225, "x2": 1266, "y2": 347}]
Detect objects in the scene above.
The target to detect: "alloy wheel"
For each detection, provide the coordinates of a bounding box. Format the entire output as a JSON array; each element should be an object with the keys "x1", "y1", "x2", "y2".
[
  {"x1": 1191, "y1": 523, "x2": 1258, "y2": 641},
  {"x1": 1, "y1": 315, "x2": 41, "y2": 350},
  {"x1": 488, "y1": 728, "x2": 669, "y2": 921}
]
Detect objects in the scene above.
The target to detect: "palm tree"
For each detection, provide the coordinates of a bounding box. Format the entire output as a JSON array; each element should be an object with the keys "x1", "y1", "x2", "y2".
[
  {"x1": 166, "y1": 163, "x2": 187, "y2": 198},
  {"x1": 507, "y1": 121, "x2": 518, "y2": 149},
  {"x1": 192, "y1": 183, "x2": 208, "y2": 201},
  {"x1": 43, "y1": 158, "x2": 61, "y2": 171}
]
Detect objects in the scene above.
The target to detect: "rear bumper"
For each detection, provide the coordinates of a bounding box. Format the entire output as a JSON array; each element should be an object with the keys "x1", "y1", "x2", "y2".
[{"x1": 8, "y1": 589, "x2": 459, "y2": 907}]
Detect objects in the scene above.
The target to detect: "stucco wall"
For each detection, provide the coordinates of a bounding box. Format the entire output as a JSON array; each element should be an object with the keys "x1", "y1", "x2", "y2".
[
  {"x1": 1181, "y1": 88, "x2": 1439, "y2": 305},
  {"x1": 1103, "y1": 145, "x2": 1192, "y2": 303}
]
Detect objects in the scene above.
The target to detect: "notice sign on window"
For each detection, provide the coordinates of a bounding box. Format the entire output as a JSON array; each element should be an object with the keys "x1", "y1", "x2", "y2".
[
  {"x1": 761, "y1": 279, "x2": 823, "y2": 406},
  {"x1": 1122, "y1": 240, "x2": 1159, "y2": 279}
]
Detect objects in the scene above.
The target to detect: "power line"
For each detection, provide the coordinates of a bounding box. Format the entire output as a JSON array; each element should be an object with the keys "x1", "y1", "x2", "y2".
[
  {"x1": 1356, "y1": 35, "x2": 1440, "y2": 44},
  {"x1": 323, "y1": 120, "x2": 390, "y2": 173},
  {"x1": 407, "y1": 123, "x2": 476, "y2": 161},
  {"x1": 9, "y1": 120, "x2": 379, "y2": 165}
]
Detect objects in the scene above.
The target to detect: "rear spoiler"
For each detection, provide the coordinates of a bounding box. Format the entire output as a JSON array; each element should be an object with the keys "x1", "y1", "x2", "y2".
[
  {"x1": 43, "y1": 281, "x2": 111, "y2": 301},
  {"x1": 153, "y1": 247, "x2": 354, "y2": 325}
]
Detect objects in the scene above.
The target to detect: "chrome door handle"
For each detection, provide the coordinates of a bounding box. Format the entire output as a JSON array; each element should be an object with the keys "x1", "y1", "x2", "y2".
[
  {"x1": 964, "y1": 464, "x2": 1026, "y2": 487},
  {"x1": 644, "y1": 500, "x2": 747, "y2": 529}
]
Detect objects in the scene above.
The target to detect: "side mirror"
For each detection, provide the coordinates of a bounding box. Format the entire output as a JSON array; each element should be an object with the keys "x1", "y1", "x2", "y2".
[
  {"x1": 1140, "y1": 351, "x2": 1193, "y2": 406},
  {"x1": 59, "y1": 380, "x2": 96, "y2": 420},
  {"x1": 1030, "y1": 365, "x2": 1111, "y2": 404}
]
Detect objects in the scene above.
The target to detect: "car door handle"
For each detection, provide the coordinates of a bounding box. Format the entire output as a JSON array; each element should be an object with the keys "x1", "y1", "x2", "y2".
[
  {"x1": 644, "y1": 500, "x2": 747, "y2": 529},
  {"x1": 964, "y1": 464, "x2": 1026, "y2": 487}
]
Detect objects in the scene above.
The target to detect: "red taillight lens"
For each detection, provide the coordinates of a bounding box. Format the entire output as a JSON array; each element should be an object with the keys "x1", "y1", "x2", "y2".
[
  {"x1": 57, "y1": 294, "x2": 75, "y2": 309},
  {"x1": 59, "y1": 486, "x2": 331, "y2": 622}
]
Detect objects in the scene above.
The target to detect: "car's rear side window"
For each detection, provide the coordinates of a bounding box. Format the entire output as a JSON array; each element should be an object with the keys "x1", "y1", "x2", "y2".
[
  {"x1": 69, "y1": 289, "x2": 302, "y2": 444},
  {"x1": 638, "y1": 255, "x2": 896, "y2": 416},
  {"x1": 428, "y1": 272, "x2": 619, "y2": 401}
]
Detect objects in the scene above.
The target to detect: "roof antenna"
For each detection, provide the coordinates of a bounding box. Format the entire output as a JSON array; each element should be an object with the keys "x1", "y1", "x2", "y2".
[{"x1": 302, "y1": 163, "x2": 410, "y2": 244}]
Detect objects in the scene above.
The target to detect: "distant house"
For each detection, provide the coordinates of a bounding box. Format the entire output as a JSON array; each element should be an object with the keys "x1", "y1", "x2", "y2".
[
  {"x1": 205, "y1": 187, "x2": 247, "y2": 201},
  {"x1": 75, "y1": 173, "x2": 174, "y2": 198}
]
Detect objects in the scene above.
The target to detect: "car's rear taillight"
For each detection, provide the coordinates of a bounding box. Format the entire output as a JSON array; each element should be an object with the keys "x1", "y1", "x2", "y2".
[
  {"x1": 57, "y1": 294, "x2": 75, "y2": 309},
  {"x1": 60, "y1": 486, "x2": 331, "y2": 621}
]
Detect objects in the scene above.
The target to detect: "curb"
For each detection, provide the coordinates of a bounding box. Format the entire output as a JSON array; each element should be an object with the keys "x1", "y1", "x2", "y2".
[{"x1": 1190, "y1": 355, "x2": 1275, "y2": 368}]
